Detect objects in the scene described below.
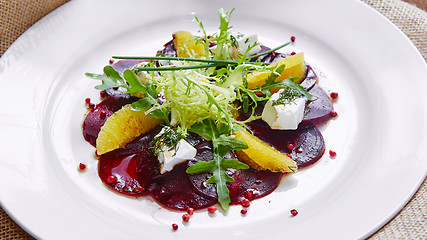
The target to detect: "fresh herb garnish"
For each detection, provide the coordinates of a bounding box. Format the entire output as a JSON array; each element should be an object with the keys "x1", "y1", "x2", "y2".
[
  {"x1": 186, "y1": 119, "x2": 249, "y2": 210},
  {"x1": 151, "y1": 126, "x2": 186, "y2": 156},
  {"x1": 86, "y1": 8, "x2": 309, "y2": 211}
]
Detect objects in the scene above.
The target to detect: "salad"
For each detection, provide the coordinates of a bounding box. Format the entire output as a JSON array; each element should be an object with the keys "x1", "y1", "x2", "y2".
[{"x1": 82, "y1": 8, "x2": 335, "y2": 222}]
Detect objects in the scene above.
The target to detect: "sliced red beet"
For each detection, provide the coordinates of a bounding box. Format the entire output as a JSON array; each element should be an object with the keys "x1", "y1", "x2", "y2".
[
  {"x1": 228, "y1": 169, "x2": 282, "y2": 204},
  {"x1": 82, "y1": 94, "x2": 138, "y2": 146},
  {"x1": 98, "y1": 126, "x2": 162, "y2": 196},
  {"x1": 246, "y1": 122, "x2": 325, "y2": 168},
  {"x1": 301, "y1": 84, "x2": 333, "y2": 127},
  {"x1": 300, "y1": 65, "x2": 317, "y2": 91},
  {"x1": 186, "y1": 143, "x2": 283, "y2": 204},
  {"x1": 150, "y1": 163, "x2": 217, "y2": 210},
  {"x1": 113, "y1": 60, "x2": 146, "y2": 74}
]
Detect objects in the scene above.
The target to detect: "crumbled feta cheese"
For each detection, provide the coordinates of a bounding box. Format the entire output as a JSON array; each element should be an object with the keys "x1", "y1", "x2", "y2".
[
  {"x1": 261, "y1": 91, "x2": 306, "y2": 130},
  {"x1": 158, "y1": 139, "x2": 197, "y2": 174},
  {"x1": 236, "y1": 34, "x2": 261, "y2": 57}
]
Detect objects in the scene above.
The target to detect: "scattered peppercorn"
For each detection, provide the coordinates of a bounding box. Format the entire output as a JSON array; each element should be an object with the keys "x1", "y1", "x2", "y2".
[
  {"x1": 106, "y1": 175, "x2": 117, "y2": 184},
  {"x1": 330, "y1": 111, "x2": 338, "y2": 117},
  {"x1": 109, "y1": 59, "x2": 114, "y2": 64},
  {"x1": 187, "y1": 207, "x2": 194, "y2": 215},
  {"x1": 78, "y1": 163, "x2": 86, "y2": 171},
  {"x1": 329, "y1": 150, "x2": 337, "y2": 158},
  {"x1": 291, "y1": 51, "x2": 296, "y2": 55},
  {"x1": 241, "y1": 198, "x2": 250, "y2": 207},
  {"x1": 291, "y1": 36, "x2": 296, "y2": 42},
  {"x1": 330, "y1": 92, "x2": 339, "y2": 100},
  {"x1": 207, "y1": 206, "x2": 217, "y2": 213},
  {"x1": 182, "y1": 213, "x2": 190, "y2": 222},
  {"x1": 287, "y1": 143, "x2": 294, "y2": 151},
  {"x1": 241, "y1": 208, "x2": 248, "y2": 215},
  {"x1": 290, "y1": 209, "x2": 298, "y2": 216},
  {"x1": 85, "y1": 98, "x2": 91, "y2": 104},
  {"x1": 172, "y1": 223, "x2": 178, "y2": 231}
]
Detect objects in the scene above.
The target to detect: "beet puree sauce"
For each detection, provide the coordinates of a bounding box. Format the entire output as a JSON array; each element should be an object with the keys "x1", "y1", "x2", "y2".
[{"x1": 82, "y1": 40, "x2": 333, "y2": 211}]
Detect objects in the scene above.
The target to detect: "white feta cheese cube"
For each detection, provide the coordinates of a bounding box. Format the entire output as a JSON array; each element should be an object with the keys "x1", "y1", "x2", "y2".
[
  {"x1": 237, "y1": 34, "x2": 261, "y2": 56},
  {"x1": 158, "y1": 139, "x2": 197, "y2": 174},
  {"x1": 261, "y1": 91, "x2": 306, "y2": 130}
]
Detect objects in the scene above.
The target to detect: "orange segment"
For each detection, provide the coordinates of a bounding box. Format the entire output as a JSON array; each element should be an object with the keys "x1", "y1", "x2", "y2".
[
  {"x1": 246, "y1": 52, "x2": 306, "y2": 90},
  {"x1": 234, "y1": 129, "x2": 297, "y2": 173},
  {"x1": 96, "y1": 104, "x2": 162, "y2": 155},
  {"x1": 173, "y1": 31, "x2": 206, "y2": 58}
]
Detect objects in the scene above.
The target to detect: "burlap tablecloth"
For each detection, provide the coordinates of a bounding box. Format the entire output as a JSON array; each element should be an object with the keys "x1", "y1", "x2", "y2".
[{"x1": 1, "y1": 0, "x2": 426, "y2": 239}]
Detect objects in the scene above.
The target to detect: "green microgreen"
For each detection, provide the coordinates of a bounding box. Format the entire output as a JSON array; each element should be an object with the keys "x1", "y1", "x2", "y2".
[
  {"x1": 151, "y1": 126, "x2": 186, "y2": 156},
  {"x1": 86, "y1": 8, "x2": 304, "y2": 211}
]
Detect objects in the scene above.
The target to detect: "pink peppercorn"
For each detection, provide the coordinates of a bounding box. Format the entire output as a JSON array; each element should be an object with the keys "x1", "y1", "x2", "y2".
[
  {"x1": 182, "y1": 214, "x2": 190, "y2": 222},
  {"x1": 241, "y1": 198, "x2": 250, "y2": 207},
  {"x1": 172, "y1": 223, "x2": 178, "y2": 230},
  {"x1": 287, "y1": 143, "x2": 294, "y2": 151},
  {"x1": 241, "y1": 208, "x2": 248, "y2": 215},
  {"x1": 187, "y1": 207, "x2": 194, "y2": 215},
  {"x1": 207, "y1": 206, "x2": 217, "y2": 213},
  {"x1": 330, "y1": 92, "x2": 339, "y2": 100},
  {"x1": 291, "y1": 36, "x2": 296, "y2": 42},
  {"x1": 290, "y1": 209, "x2": 298, "y2": 216},
  {"x1": 78, "y1": 163, "x2": 86, "y2": 171},
  {"x1": 330, "y1": 111, "x2": 338, "y2": 117},
  {"x1": 106, "y1": 175, "x2": 117, "y2": 184},
  {"x1": 329, "y1": 150, "x2": 337, "y2": 158}
]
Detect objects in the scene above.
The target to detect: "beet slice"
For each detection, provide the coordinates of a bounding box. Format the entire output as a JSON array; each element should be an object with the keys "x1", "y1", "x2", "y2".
[
  {"x1": 187, "y1": 142, "x2": 283, "y2": 204},
  {"x1": 150, "y1": 162, "x2": 217, "y2": 210},
  {"x1": 300, "y1": 65, "x2": 317, "y2": 91},
  {"x1": 228, "y1": 169, "x2": 283, "y2": 204},
  {"x1": 301, "y1": 84, "x2": 332, "y2": 127},
  {"x1": 246, "y1": 122, "x2": 325, "y2": 168},
  {"x1": 98, "y1": 126, "x2": 162, "y2": 196},
  {"x1": 82, "y1": 94, "x2": 138, "y2": 146}
]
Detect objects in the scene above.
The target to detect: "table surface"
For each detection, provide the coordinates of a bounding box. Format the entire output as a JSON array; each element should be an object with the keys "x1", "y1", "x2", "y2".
[{"x1": 0, "y1": 0, "x2": 426, "y2": 239}]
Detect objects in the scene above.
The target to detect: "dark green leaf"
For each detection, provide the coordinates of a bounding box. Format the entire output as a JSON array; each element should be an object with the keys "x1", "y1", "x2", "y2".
[
  {"x1": 221, "y1": 158, "x2": 249, "y2": 170},
  {"x1": 123, "y1": 69, "x2": 146, "y2": 94},
  {"x1": 186, "y1": 160, "x2": 216, "y2": 173},
  {"x1": 130, "y1": 98, "x2": 156, "y2": 111}
]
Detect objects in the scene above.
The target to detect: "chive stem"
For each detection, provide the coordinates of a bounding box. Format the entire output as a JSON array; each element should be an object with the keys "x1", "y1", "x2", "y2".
[
  {"x1": 244, "y1": 41, "x2": 292, "y2": 60},
  {"x1": 136, "y1": 64, "x2": 221, "y2": 71}
]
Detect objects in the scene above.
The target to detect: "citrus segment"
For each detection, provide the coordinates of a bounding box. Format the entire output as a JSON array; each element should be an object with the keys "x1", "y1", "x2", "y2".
[
  {"x1": 234, "y1": 129, "x2": 297, "y2": 173},
  {"x1": 96, "y1": 104, "x2": 162, "y2": 155},
  {"x1": 246, "y1": 52, "x2": 306, "y2": 90},
  {"x1": 173, "y1": 31, "x2": 206, "y2": 58}
]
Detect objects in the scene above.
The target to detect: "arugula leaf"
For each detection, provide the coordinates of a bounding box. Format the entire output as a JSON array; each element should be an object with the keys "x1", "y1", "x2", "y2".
[
  {"x1": 187, "y1": 119, "x2": 249, "y2": 210},
  {"x1": 123, "y1": 69, "x2": 146, "y2": 94},
  {"x1": 85, "y1": 65, "x2": 126, "y2": 90}
]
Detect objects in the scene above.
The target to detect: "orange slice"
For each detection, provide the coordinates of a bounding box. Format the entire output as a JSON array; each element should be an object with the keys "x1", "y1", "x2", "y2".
[
  {"x1": 246, "y1": 52, "x2": 306, "y2": 90},
  {"x1": 234, "y1": 129, "x2": 297, "y2": 173},
  {"x1": 96, "y1": 104, "x2": 162, "y2": 155},
  {"x1": 173, "y1": 31, "x2": 206, "y2": 58}
]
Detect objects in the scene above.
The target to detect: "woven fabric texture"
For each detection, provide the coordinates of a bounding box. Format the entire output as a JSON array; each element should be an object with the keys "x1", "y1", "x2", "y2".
[{"x1": 0, "y1": 0, "x2": 426, "y2": 239}]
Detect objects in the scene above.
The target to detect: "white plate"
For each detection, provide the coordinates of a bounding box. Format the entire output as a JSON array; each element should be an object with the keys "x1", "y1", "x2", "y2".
[{"x1": 1, "y1": 0, "x2": 426, "y2": 239}]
